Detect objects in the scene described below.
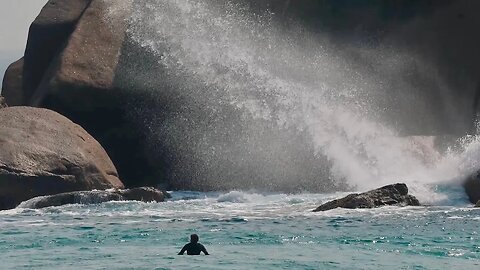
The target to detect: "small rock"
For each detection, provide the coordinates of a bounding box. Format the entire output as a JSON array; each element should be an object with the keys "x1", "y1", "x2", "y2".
[
  {"x1": 463, "y1": 172, "x2": 480, "y2": 204},
  {"x1": 313, "y1": 183, "x2": 420, "y2": 212},
  {"x1": 0, "y1": 95, "x2": 7, "y2": 108},
  {"x1": 1, "y1": 58, "x2": 24, "y2": 106}
]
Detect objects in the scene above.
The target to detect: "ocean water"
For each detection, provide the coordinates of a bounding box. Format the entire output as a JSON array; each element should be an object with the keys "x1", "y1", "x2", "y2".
[
  {"x1": 1, "y1": 191, "x2": 479, "y2": 270},
  {"x1": 2, "y1": 1, "x2": 480, "y2": 269}
]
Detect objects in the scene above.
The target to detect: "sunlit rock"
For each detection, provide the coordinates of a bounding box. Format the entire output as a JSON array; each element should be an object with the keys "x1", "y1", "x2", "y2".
[{"x1": 0, "y1": 107, "x2": 124, "y2": 210}]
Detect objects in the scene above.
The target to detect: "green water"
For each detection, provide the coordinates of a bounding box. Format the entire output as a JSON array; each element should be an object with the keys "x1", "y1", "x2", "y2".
[{"x1": 1, "y1": 192, "x2": 479, "y2": 269}]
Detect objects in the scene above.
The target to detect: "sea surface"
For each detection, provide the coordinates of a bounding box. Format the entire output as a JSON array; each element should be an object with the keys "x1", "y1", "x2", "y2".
[{"x1": 1, "y1": 191, "x2": 479, "y2": 270}]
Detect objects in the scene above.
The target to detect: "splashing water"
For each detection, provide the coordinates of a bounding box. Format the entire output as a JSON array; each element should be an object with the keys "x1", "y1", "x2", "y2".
[{"x1": 107, "y1": 0, "x2": 480, "y2": 204}]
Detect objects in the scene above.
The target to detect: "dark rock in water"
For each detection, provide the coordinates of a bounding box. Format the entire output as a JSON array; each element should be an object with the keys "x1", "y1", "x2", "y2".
[
  {"x1": 121, "y1": 187, "x2": 171, "y2": 202},
  {"x1": 463, "y1": 172, "x2": 480, "y2": 204},
  {"x1": 0, "y1": 96, "x2": 6, "y2": 108},
  {"x1": 18, "y1": 187, "x2": 170, "y2": 209},
  {"x1": 0, "y1": 107, "x2": 124, "y2": 210},
  {"x1": 1, "y1": 58, "x2": 24, "y2": 106},
  {"x1": 313, "y1": 183, "x2": 420, "y2": 212}
]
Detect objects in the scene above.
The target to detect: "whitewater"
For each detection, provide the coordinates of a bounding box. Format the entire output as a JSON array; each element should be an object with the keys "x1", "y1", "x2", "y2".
[{"x1": 2, "y1": 0, "x2": 480, "y2": 269}]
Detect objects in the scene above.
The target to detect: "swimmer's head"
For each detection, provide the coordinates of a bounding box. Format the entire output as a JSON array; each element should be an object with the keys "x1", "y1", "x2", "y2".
[{"x1": 190, "y1": 234, "x2": 199, "y2": 243}]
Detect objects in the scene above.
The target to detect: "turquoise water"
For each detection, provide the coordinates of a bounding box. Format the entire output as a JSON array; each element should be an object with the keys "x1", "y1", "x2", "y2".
[{"x1": 1, "y1": 191, "x2": 479, "y2": 269}]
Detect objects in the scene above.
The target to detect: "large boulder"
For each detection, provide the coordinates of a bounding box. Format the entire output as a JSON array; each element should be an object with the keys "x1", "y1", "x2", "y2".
[
  {"x1": 3, "y1": 0, "x2": 150, "y2": 188},
  {"x1": 31, "y1": 0, "x2": 129, "y2": 107},
  {"x1": 463, "y1": 172, "x2": 480, "y2": 204},
  {"x1": 26, "y1": 0, "x2": 153, "y2": 188},
  {"x1": 0, "y1": 107, "x2": 124, "y2": 210},
  {"x1": 23, "y1": 0, "x2": 93, "y2": 103},
  {"x1": 313, "y1": 183, "x2": 420, "y2": 212},
  {"x1": 17, "y1": 187, "x2": 170, "y2": 209},
  {"x1": 1, "y1": 58, "x2": 24, "y2": 106}
]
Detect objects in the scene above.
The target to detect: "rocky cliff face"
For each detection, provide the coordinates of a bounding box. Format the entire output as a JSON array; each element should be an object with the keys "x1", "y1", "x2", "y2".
[{"x1": 3, "y1": 0, "x2": 480, "y2": 194}]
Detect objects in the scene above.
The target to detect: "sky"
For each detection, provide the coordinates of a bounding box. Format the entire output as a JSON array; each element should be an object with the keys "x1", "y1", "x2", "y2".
[{"x1": 0, "y1": 0, "x2": 47, "y2": 90}]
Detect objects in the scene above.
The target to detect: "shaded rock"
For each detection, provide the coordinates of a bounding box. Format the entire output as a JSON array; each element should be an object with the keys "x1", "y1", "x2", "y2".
[
  {"x1": 1, "y1": 58, "x2": 24, "y2": 106},
  {"x1": 463, "y1": 172, "x2": 480, "y2": 204},
  {"x1": 0, "y1": 96, "x2": 6, "y2": 108},
  {"x1": 0, "y1": 107, "x2": 124, "y2": 210},
  {"x1": 18, "y1": 187, "x2": 169, "y2": 209},
  {"x1": 23, "y1": 0, "x2": 92, "y2": 102},
  {"x1": 313, "y1": 183, "x2": 420, "y2": 212},
  {"x1": 475, "y1": 200, "x2": 480, "y2": 207}
]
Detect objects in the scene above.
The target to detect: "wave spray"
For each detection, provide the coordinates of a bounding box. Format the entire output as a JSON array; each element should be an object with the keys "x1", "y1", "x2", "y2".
[{"x1": 110, "y1": 0, "x2": 480, "y2": 204}]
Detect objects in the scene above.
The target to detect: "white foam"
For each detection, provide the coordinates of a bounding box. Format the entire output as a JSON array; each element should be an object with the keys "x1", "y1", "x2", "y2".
[{"x1": 217, "y1": 191, "x2": 250, "y2": 203}]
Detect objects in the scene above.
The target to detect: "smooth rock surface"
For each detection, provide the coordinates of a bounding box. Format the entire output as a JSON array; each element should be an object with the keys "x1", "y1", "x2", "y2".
[
  {"x1": 18, "y1": 187, "x2": 169, "y2": 209},
  {"x1": 0, "y1": 107, "x2": 124, "y2": 210},
  {"x1": 23, "y1": 0, "x2": 92, "y2": 102},
  {"x1": 31, "y1": 0, "x2": 131, "y2": 108},
  {"x1": 1, "y1": 58, "x2": 24, "y2": 106},
  {"x1": 313, "y1": 183, "x2": 420, "y2": 212}
]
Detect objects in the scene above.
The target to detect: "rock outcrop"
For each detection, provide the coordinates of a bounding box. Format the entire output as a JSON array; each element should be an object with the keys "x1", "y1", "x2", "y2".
[
  {"x1": 5, "y1": 0, "x2": 480, "y2": 193},
  {"x1": 313, "y1": 183, "x2": 420, "y2": 212},
  {"x1": 1, "y1": 0, "x2": 154, "y2": 188},
  {"x1": 18, "y1": 187, "x2": 170, "y2": 209},
  {"x1": 0, "y1": 107, "x2": 124, "y2": 210},
  {"x1": 475, "y1": 200, "x2": 480, "y2": 207},
  {"x1": 463, "y1": 172, "x2": 480, "y2": 204},
  {"x1": 2, "y1": 0, "x2": 154, "y2": 188}
]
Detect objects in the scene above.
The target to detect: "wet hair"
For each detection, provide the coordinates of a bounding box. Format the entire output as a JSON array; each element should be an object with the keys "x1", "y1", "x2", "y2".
[{"x1": 190, "y1": 234, "x2": 199, "y2": 243}]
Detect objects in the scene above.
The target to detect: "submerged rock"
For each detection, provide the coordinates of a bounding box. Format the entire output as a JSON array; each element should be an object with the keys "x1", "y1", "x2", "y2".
[
  {"x1": 0, "y1": 107, "x2": 124, "y2": 210},
  {"x1": 313, "y1": 183, "x2": 420, "y2": 212},
  {"x1": 18, "y1": 187, "x2": 170, "y2": 209},
  {"x1": 463, "y1": 172, "x2": 480, "y2": 204}
]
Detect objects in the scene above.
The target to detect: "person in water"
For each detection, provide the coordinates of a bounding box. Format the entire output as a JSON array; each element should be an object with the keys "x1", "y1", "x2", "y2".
[{"x1": 178, "y1": 234, "x2": 209, "y2": 255}]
